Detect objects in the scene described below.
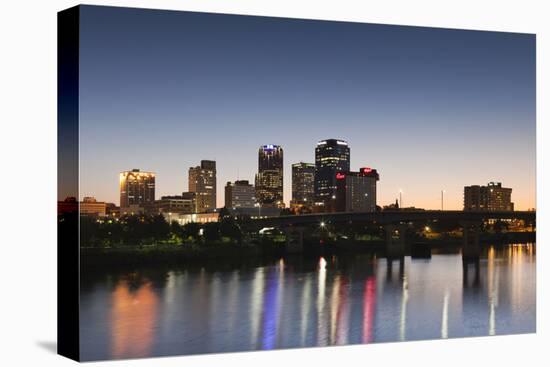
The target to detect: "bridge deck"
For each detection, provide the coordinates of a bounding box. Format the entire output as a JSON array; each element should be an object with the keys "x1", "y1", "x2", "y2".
[{"x1": 257, "y1": 210, "x2": 536, "y2": 226}]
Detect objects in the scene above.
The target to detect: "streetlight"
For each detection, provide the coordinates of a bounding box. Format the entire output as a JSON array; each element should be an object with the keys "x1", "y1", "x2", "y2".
[{"x1": 399, "y1": 189, "x2": 403, "y2": 209}]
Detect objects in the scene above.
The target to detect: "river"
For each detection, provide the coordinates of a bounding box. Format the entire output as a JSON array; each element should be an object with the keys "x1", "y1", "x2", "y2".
[{"x1": 79, "y1": 243, "x2": 536, "y2": 361}]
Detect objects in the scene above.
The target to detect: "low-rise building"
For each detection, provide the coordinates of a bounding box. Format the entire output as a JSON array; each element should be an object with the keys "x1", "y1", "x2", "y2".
[
  {"x1": 228, "y1": 206, "x2": 281, "y2": 219},
  {"x1": 154, "y1": 192, "x2": 197, "y2": 214},
  {"x1": 162, "y1": 212, "x2": 219, "y2": 225},
  {"x1": 225, "y1": 180, "x2": 256, "y2": 209},
  {"x1": 105, "y1": 203, "x2": 119, "y2": 217},
  {"x1": 119, "y1": 204, "x2": 147, "y2": 215},
  {"x1": 80, "y1": 197, "x2": 107, "y2": 216}
]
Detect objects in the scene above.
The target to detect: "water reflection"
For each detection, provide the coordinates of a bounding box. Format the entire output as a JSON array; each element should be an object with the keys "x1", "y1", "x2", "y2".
[
  {"x1": 250, "y1": 267, "x2": 264, "y2": 347},
  {"x1": 79, "y1": 244, "x2": 536, "y2": 361},
  {"x1": 441, "y1": 288, "x2": 450, "y2": 339},
  {"x1": 317, "y1": 257, "x2": 328, "y2": 346},
  {"x1": 261, "y1": 261, "x2": 283, "y2": 349},
  {"x1": 300, "y1": 275, "x2": 312, "y2": 346},
  {"x1": 399, "y1": 275, "x2": 408, "y2": 341},
  {"x1": 110, "y1": 277, "x2": 158, "y2": 359},
  {"x1": 362, "y1": 276, "x2": 376, "y2": 343}
]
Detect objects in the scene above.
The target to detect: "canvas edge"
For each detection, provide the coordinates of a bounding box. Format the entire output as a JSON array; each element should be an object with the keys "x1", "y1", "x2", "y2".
[{"x1": 57, "y1": 4, "x2": 81, "y2": 362}]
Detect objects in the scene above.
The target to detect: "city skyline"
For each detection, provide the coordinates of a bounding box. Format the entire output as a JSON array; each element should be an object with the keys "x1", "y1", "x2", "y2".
[
  {"x1": 57, "y1": 6, "x2": 537, "y2": 362},
  {"x1": 79, "y1": 140, "x2": 522, "y2": 212},
  {"x1": 76, "y1": 6, "x2": 536, "y2": 210}
]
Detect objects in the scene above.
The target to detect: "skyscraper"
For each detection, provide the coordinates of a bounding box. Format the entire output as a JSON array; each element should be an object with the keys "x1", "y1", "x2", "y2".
[
  {"x1": 225, "y1": 180, "x2": 256, "y2": 209},
  {"x1": 335, "y1": 167, "x2": 380, "y2": 212},
  {"x1": 314, "y1": 139, "x2": 350, "y2": 209},
  {"x1": 291, "y1": 162, "x2": 315, "y2": 212},
  {"x1": 255, "y1": 144, "x2": 284, "y2": 208},
  {"x1": 119, "y1": 169, "x2": 155, "y2": 209},
  {"x1": 189, "y1": 160, "x2": 216, "y2": 213},
  {"x1": 464, "y1": 182, "x2": 513, "y2": 211}
]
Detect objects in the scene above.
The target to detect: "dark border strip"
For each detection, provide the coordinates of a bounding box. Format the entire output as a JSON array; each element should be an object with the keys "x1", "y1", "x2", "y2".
[{"x1": 57, "y1": 5, "x2": 80, "y2": 361}]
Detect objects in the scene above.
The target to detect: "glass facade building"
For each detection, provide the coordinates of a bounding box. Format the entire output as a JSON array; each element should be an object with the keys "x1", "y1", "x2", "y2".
[
  {"x1": 291, "y1": 162, "x2": 315, "y2": 211},
  {"x1": 255, "y1": 145, "x2": 284, "y2": 208},
  {"x1": 119, "y1": 169, "x2": 155, "y2": 209},
  {"x1": 314, "y1": 139, "x2": 350, "y2": 208},
  {"x1": 189, "y1": 160, "x2": 217, "y2": 213}
]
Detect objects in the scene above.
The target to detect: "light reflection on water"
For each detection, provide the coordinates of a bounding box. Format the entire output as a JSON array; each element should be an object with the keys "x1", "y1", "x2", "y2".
[
  {"x1": 110, "y1": 278, "x2": 158, "y2": 359},
  {"x1": 79, "y1": 244, "x2": 536, "y2": 361}
]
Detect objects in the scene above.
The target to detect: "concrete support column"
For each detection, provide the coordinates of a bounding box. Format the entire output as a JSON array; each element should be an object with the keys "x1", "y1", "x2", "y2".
[
  {"x1": 462, "y1": 260, "x2": 480, "y2": 287},
  {"x1": 385, "y1": 223, "x2": 407, "y2": 258},
  {"x1": 284, "y1": 226, "x2": 304, "y2": 253},
  {"x1": 461, "y1": 220, "x2": 481, "y2": 261}
]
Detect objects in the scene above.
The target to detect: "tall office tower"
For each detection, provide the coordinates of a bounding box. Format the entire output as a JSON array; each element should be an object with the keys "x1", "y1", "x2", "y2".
[
  {"x1": 119, "y1": 169, "x2": 155, "y2": 209},
  {"x1": 335, "y1": 167, "x2": 380, "y2": 212},
  {"x1": 255, "y1": 144, "x2": 284, "y2": 208},
  {"x1": 291, "y1": 162, "x2": 315, "y2": 211},
  {"x1": 314, "y1": 139, "x2": 350, "y2": 209},
  {"x1": 225, "y1": 180, "x2": 256, "y2": 209},
  {"x1": 464, "y1": 182, "x2": 513, "y2": 211},
  {"x1": 189, "y1": 160, "x2": 217, "y2": 213}
]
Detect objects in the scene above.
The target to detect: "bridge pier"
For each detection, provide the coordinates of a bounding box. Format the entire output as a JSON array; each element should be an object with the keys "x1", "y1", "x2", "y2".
[
  {"x1": 462, "y1": 259, "x2": 480, "y2": 287},
  {"x1": 283, "y1": 226, "x2": 304, "y2": 253},
  {"x1": 386, "y1": 257, "x2": 405, "y2": 282},
  {"x1": 461, "y1": 220, "x2": 481, "y2": 261},
  {"x1": 385, "y1": 224, "x2": 407, "y2": 258}
]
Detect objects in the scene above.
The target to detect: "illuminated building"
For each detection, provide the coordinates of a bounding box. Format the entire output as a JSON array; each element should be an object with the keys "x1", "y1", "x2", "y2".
[
  {"x1": 154, "y1": 192, "x2": 197, "y2": 214},
  {"x1": 314, "y1": 139, "x2": 350, "y2": 209},
  {"x1": 291, "y1": 162, "x2": 315, "y2": 212},
  {"x1": 464, "y1": 182, "x2": 513, "y2": 211},
  {"x1": 225, "y1": 180, "x2": 256, "y2": 209},
  {"x1": 255, "y1": 145, "x2": 284, "y2": 208},
  {"x1": 162, "y1": 212, "x2": 219, "y2": 225},
  {"x1": 189, "y1": 160, "x2": 217, "y2": 213},
  {"x1": 334, "y1": 167, "x2": 379, "y2": 212},
  {"x1": 119, "y1": 169, "x2": 155, "y2": 211},
  {"x1": 80, "y1": 196, "x2": 107, "y2": 216},
  {"x1": 228, "y1": 206, "x2": 280, "y2": 219}
]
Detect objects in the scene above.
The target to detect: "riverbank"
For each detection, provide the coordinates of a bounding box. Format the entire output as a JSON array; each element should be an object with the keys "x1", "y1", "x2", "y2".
[{"x1": 80, "y1": 231, "x2": 535, "y2": 268}]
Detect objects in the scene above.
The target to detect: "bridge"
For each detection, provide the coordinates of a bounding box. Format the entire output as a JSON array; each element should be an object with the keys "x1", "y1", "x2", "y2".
[
  {"x1": 257, "y1": 210, "x2": 535, "y2": 227},
  {"x1": 254, "y1": 210, "x2": 536, "y2": 258}
]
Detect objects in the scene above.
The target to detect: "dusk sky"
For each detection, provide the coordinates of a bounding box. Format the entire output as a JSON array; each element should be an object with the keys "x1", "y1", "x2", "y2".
[{"x1": 78, "y1": 5, "x2": 536, "y2": 210}]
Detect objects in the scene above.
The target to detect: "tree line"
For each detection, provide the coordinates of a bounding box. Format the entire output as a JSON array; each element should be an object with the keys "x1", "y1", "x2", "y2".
[{"x1": 76, "y1": 210, "x2": 245, "y2": 248}]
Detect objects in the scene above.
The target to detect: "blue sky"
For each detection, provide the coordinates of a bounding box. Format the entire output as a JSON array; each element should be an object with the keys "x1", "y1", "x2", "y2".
[{"x1": 77, "y1": 5, "x2": 535, "y2": 209}]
